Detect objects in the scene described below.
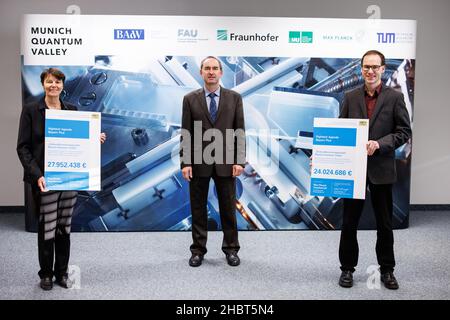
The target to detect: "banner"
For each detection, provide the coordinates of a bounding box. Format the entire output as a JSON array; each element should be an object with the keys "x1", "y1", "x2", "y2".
[
  {"x1": 311, "y1": 118, "x2": 369, "y2": 199},
  {"x1": 44, "y1": 109, "x2": 101, "y2": 191},
  {"x1": 21, "y1": 15, "x2": 416, "y2": 231}
]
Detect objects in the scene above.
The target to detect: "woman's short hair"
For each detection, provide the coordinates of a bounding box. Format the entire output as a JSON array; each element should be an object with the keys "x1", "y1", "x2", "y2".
[{"x1": 40, "y1": 68, "x2": 66, "y2": 85}]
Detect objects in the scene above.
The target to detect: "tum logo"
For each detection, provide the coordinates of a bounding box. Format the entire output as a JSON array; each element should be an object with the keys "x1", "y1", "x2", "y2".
[
  {"x1": 217, "y1": 30, "x2": 228, "y2": 40},
  {"x1": 377, "y1": 32, "x2": 395, "y2": 43}
]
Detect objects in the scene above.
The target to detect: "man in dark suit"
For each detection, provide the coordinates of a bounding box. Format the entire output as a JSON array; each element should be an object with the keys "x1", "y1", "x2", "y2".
[
  {"x1": 338, "y1": 50, "x2": 411, "y2": 289},
  {"x1": 180, "y1": 56, "x2": 246, "y2": 267}
]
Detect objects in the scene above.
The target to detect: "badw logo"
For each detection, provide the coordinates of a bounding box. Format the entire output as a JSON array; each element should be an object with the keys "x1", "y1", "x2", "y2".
[{"x1": 114, "y1": 29, "x2": 145, "y2": 40}]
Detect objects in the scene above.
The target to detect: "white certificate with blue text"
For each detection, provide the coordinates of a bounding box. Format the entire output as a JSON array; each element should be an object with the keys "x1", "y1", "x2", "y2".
[
  {"x1": 310, "y1": 118, "x2": 369, "y2": 199},
  {"x1": 44, "y1": 109, "x2": 101, "y2": 191}
]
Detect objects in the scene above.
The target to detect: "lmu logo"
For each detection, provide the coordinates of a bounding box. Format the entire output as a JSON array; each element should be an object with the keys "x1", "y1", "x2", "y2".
[{"x1": 377, "y1": 32, "x2": 395, "y2": 43}]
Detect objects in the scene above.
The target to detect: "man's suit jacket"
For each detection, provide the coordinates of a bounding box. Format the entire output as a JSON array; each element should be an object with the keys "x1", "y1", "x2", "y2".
[
  {"x1": 339, "y1": 84, "x2": 411, "y2": 184},
  {"x1": 17, "y1": 97, "x2": 77, "y2": 184},
  {"x1": 180, "y1": 87, "x2": 246, "y2": 177}
]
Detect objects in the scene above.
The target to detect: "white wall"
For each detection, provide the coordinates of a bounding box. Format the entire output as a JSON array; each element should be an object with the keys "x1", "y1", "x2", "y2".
[{"x1": 1, "y1": 0, "x2": 449, "y2": 205}]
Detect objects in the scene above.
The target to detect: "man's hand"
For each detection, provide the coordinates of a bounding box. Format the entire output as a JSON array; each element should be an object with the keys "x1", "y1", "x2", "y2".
[
  {"x1": 100, "y1": 132, "x2": 107, "y2": 144},
  {"x1": 366, "y1": 140, "x2": 380, "y2": 156},
  {"x1": 182, "y1": 166, "x2": 193, "y2": 181},
  {"x1": 37, "y1": 176, "x2": 47, "y2": 192},
  {"x1": 232, "y1": 165, "x2": 244, "y2": 177}
]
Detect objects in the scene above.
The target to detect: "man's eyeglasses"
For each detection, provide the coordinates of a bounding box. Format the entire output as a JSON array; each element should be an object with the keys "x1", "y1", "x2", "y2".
[{"x1": 362, "y1": 65, "x2": 382, "y2": 72}]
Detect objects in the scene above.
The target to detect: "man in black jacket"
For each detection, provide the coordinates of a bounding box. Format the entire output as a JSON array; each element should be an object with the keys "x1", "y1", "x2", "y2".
[
  {"x1": 180, "y1": 56, "x2": 246, "y2": 267},
  {"x1": 338, "y1": 50, "x2": 411, "y2": 290}
]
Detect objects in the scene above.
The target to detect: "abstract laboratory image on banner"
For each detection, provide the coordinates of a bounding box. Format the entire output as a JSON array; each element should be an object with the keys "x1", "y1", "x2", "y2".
[{"x1": 21, "y1": 55, "x2": 414, "y2": 231}]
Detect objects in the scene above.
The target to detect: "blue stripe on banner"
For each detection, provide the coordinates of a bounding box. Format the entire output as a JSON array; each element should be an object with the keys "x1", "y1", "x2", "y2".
[
  {"x1": 45, "y1": 172, "x2": 89, "y2": 190},
  {"x1": 313, "y1": 127, "x2": 356, "y2": 146},
  {"x1": 45, "y1": 119, "x2": 90, "y2": 139},
  {"x1": 311, "y1": 178, "x2": 354, "y2": 198}
]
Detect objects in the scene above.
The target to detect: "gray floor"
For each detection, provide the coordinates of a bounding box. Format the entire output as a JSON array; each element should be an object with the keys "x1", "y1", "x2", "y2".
[{"x1": 0, "y1": 210, "x2": 449, "y2": 300}]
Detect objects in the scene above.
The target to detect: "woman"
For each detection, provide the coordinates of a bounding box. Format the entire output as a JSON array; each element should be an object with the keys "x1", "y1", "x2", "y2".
[{"x1": 17, "y1": 68, "x2": 106, "y2": 290}]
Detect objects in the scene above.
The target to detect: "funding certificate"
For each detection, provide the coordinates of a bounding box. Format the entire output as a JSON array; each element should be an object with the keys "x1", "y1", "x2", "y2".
[
  {"x1": 44, "y1": 109, "x2": 101, "y2": 191},
  {"x1": 310, "y1": 118, "x2": 369, "y2": 199}
]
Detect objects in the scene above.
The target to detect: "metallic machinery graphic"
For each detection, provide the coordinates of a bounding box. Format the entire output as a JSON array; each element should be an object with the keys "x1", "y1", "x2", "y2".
[{"x1": 21, "y1": 55, "x2": 414, "y2": 231}]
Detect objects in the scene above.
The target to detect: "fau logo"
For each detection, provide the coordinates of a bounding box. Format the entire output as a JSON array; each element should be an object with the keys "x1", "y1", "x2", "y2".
[
  {"x1": 114, "y1": 29, "x2": 145, "y2": 40},
  {"x1": 178, "y1": 29, "x2": 198, "y2": 38}
]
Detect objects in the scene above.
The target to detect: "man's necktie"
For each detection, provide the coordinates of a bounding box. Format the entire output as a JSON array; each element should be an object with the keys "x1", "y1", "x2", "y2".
[{"x1": 208, "y1": 92, "x2": 217, "y2": 122}]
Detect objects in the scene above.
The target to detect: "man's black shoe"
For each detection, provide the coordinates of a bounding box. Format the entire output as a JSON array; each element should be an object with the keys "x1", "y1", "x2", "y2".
[
  {"x1": 55, "y1": 275, "x2": 72, "y2": 289},
  {"x1": 339, "y1": 270, "x2": 353, "y2": 288},
  {"x1": 189, "y1": 254, "x2": 204, "y2": 267},
  {"x1": 40, "y1": 277, "x2": 53, "y2": 291},
  {"x1": 226, "y1": 252, "x2": 240, "y2": 266},
  {"x1": 381, "y1": 272, "x2": 399, "y2": 290}
]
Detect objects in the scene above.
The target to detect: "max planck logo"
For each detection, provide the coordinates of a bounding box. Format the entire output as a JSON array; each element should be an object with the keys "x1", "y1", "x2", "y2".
[{"x1": 114, "y1": 29, "x2": 145, "y2": 40}]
